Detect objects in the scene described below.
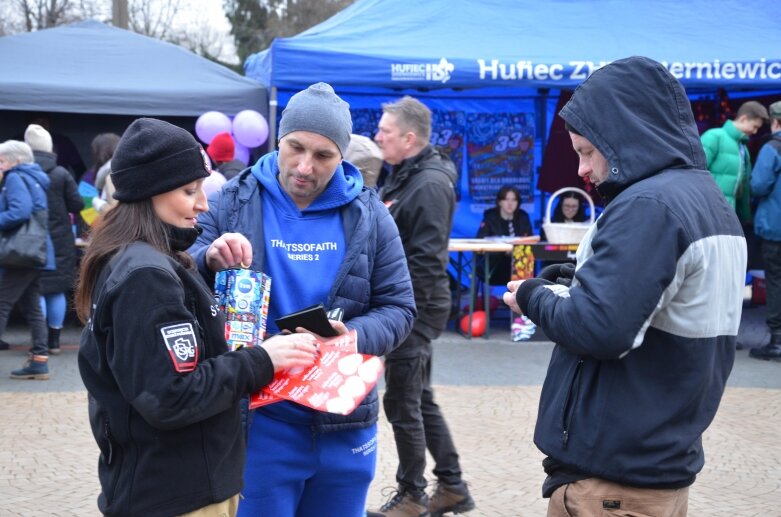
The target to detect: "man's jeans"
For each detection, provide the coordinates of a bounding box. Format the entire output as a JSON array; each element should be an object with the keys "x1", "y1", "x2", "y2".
[
  {"x1": 383, "y1": 328, "x2": 463, "y2": 493},
  {"x1": 762, "y1": 239, "x2": 781, "y2": 333}
]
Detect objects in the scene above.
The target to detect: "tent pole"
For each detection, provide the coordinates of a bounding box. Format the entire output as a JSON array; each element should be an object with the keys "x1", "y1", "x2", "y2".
[
  {"x1": 269, "y1": 87, "x2": 278, "y2": 151},
  {"x1": 537, "y1": 88, "x2": 549, "y2": 235}
]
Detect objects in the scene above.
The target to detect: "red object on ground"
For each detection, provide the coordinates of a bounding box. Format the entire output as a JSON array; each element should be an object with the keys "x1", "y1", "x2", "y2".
[
  {"x1": 752, "y1": 277, "x2": 767, "y2": 305},
  {"x1": 460, "y1": 311, "x2": 487, "y2": 337}
]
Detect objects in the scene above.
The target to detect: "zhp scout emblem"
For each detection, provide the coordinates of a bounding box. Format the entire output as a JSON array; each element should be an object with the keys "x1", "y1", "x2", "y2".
[{"x1": 160, "y1": 323, "x2": 199, "y2": 372}]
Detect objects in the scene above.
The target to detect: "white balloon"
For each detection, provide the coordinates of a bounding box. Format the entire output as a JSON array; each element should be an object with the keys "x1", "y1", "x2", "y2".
[{"x1": 232, "y1": 109, "x2": 269, "y2": 148}]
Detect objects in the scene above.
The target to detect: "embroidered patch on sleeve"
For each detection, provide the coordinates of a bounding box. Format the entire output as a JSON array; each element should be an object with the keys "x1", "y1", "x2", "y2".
[{"x1": 160, "y1": 322, "x2": 199, "y2": 373}]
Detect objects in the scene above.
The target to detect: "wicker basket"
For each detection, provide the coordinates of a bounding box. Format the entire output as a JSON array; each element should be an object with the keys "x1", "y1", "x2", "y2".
[{"x1": 542, "y1": 187, "x2": 595, "y2": 244}]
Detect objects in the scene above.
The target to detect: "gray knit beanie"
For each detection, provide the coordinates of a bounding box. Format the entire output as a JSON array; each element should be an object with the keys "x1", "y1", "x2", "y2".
[{"x1": 278, "y1": 82, "x2": 352, "y2": 157}]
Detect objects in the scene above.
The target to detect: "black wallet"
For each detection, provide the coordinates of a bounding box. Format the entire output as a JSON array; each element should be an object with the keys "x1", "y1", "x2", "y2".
[{"x1": 275, "y1": 303, "x2": 340, "y2": 337}]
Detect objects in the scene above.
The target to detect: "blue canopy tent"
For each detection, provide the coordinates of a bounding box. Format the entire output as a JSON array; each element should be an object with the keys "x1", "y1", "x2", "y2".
[
  {"x1": 0, "y1": 20, "x2": 268, "y2": 174},
  {"x1": 246, "y1": 0, "x2": 781, "y2": 236}
]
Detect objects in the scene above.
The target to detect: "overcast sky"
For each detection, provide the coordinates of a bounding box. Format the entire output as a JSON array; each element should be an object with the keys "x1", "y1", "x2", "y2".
[
  {"x1": 1, "y1": 0, "x2": 239, "y2": 64},
  {"x1": 167, "y1": 0, "x2": 239, "y2": 64}
]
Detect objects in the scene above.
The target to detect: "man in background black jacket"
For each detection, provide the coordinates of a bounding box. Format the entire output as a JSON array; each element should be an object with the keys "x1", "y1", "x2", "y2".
[{"x1": 369, "y1": 96, "x2": 475, "y2": 517}]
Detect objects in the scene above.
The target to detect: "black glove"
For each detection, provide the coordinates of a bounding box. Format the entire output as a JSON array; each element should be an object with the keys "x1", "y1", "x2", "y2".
[
  {"x1": 538, "y1": 262, "x2": 576, "y2": 287},
  {"x1": 516, "y1": 277, "x2": 553, "y2": 315}
]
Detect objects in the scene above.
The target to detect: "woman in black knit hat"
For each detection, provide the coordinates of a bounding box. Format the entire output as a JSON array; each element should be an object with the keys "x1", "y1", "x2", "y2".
[{"x1": 75, "y1": 118, "x2": 318, "y2": 517}]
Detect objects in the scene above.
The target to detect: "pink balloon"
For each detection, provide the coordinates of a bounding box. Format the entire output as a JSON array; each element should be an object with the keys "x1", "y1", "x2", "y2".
[
  {"x1": 195, "y1": 111, "x2": 231, "y2": 144},
  {"x1": 232, "y1": 110, "x2": 269, "y2": 148},
  {"x1": 234, "y1": 141, "x2": 250, "y2": 166}
]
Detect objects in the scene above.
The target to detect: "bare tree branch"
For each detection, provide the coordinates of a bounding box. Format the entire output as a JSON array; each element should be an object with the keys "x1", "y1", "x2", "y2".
[
  {"x1": 128, "y1": 0, "x2": 180, "y2": 40},
  {"x1": 13, "y1": 0, "x2": 85, "y2": 32}
]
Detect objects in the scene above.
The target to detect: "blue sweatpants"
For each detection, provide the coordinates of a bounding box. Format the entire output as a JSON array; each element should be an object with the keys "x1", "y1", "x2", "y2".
[{"x1": 238, "y1": 412, "x2": 377, "y2": 517}]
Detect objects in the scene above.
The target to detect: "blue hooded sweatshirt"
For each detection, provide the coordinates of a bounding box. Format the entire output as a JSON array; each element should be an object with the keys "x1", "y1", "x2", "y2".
[
  {"x1": 251, "y1": 151, "x2": 364, "y2": 423},
  {"x1": 251, "y1": 151, "x2": 364, "y2": 332}
]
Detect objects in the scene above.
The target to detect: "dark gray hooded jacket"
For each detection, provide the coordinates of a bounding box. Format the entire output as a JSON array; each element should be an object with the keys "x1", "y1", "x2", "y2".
[{"x1": 518, "y1": 56, "x2": 747, "y2": 490}]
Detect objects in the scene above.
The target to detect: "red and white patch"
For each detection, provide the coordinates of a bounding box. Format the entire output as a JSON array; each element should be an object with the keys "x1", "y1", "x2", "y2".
[{"x1": 160, "y1": 322, "x2": 199, "y2": 373}]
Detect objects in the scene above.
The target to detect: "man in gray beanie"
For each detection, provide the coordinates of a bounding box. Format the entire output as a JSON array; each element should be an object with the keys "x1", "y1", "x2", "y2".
[
  {"x1": 189, "y1": 83, "x2": 415, "y2": 516},
  {"x1": 277, "y1": 82, "x2": 352, "y2": 158}
]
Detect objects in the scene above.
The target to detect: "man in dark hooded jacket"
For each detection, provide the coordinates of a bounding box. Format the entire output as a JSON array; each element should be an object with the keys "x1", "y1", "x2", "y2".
[{"x1": 504, "y1": 57, "x2": 747, "y2": 515}]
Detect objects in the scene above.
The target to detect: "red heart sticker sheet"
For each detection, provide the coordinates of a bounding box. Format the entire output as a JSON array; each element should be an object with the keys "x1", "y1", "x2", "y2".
[{"x1": 249, "y1": 330, "x2": 383, "y2": 415}]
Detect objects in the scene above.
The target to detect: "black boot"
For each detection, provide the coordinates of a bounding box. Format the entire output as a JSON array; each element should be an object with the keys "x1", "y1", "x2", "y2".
[
  {"x1": 47, "y1": 327, "x2": 62, "y2": 356},
  {"x1": 749, "y1": 331, "x2": 781, "y2": 361}
]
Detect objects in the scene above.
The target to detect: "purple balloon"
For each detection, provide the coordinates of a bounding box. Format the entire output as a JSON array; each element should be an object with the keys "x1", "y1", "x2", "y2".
[
  {"x1": 234, "y1": 141, "x2": 250, "y2": 166},
  {"x1": 195, "y1": 111, "x2": 231, "y2": 144},
  {"x1": 232, "y1": 110, "x2": 269, "y2": 148}
]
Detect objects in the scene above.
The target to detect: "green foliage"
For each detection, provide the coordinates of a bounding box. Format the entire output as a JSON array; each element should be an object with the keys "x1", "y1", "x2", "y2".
[
  {"x1": 224, "y1": 0, "x2": 354, "y2": 67},
  {"x1": 224, "y1": 0, "x2": 277, "y2": 65}
]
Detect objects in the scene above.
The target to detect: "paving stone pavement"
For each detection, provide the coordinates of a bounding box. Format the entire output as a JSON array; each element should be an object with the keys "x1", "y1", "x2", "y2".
[{"x1": 0, "y1": 304, "x2": 779, "y2": 516}]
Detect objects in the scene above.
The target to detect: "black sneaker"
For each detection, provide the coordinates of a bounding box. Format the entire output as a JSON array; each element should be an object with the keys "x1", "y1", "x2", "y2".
[{"x1": 749, "y1": 344, "x2": 781, "y2": 360}]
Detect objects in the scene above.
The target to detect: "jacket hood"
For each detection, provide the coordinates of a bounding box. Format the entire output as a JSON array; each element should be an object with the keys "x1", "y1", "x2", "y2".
[
  {"x1": 559, "y1": 56, "x2": 706, "y2": 198},
  {"x1": 33, "y1": 150, "x2": 58, "y2": 173},
  {"x1": 250, "y1": 151, "x2": 363, "y2": 213},
  {"x1": 14, "y1": 161, "x2": 50, "y2": 190}
]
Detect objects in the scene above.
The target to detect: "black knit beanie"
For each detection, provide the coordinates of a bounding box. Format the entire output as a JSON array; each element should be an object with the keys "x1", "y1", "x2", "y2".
[{"x1": 111, "y1": 118, "x2": 211, "y2": 202}]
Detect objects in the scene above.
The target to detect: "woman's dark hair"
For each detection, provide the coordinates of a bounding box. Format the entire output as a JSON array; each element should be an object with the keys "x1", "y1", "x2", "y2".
[
  {"x1": 495, "y1": 185, "x2": 521, "y2": 207},
  {"x1": 552, "y1": 191, "x2": 588, "y2": 223},
  {"x1": 75, "y1": 201, "x2": 193, "y2": 323},
  {"x1": 91, "y1": 133, "x2": 121, "y2": 172}
]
